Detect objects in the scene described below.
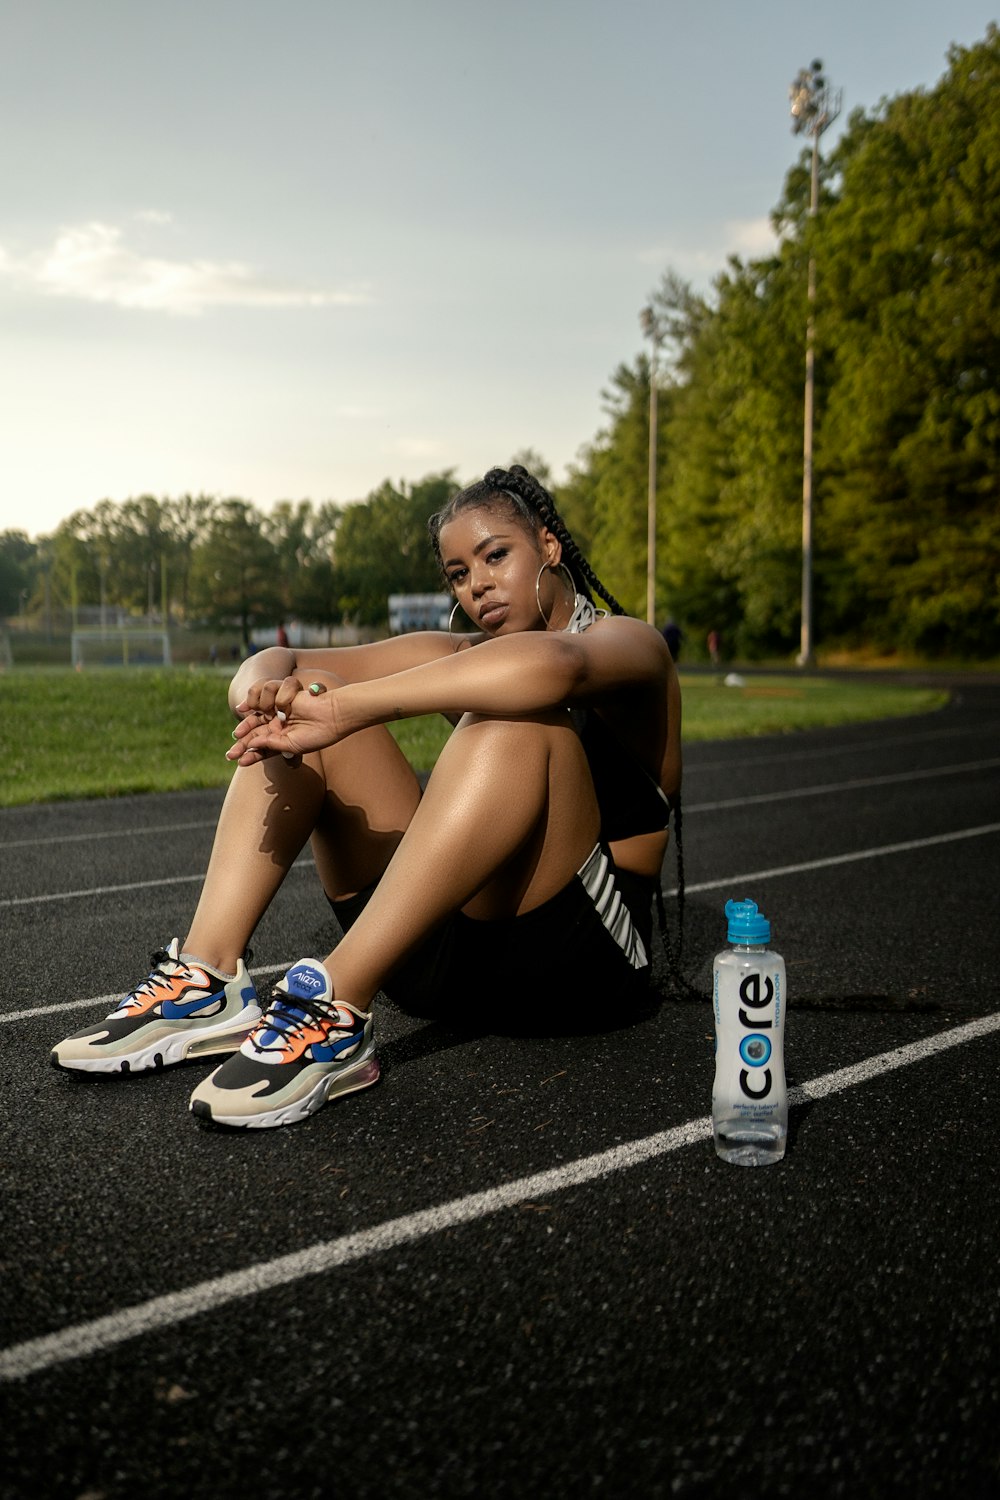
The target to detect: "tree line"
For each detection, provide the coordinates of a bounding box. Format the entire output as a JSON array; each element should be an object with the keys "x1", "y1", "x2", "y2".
[
  {"x1": 3, "y1": 28, "x2": 997, "y2": 657},
  {"x1": 557, "y1": 27, "x2": 999, "y2": 657}
]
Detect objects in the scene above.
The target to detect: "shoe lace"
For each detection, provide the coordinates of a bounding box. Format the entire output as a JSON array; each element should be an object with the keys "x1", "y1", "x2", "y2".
[
  {"x1": 250, "y1": 986, "x2": 350, "y2": 1050},
  {"x1": 117, "y1": 948, "x2": 182, "y2": 1011},
  {"x1": 120, "y1": 945, "x2": 254, "y2": 1013}
]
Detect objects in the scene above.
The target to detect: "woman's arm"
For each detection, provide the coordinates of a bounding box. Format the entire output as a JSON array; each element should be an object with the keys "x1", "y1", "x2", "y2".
[
  {"x1": 226, "y1": 632, "x2": 465, "y2": 715},
  {"x1": 335, "y1": 619, "x2": 666, "y2": 729},
  {"x1": 229, "y1": 618, "x2": 670, "y2": 764}
]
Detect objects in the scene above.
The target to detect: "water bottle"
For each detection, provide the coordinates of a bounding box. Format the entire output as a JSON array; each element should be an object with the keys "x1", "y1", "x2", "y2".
[{"x1": 712, "y1": 898, "x2": 787, "y2": 1166}]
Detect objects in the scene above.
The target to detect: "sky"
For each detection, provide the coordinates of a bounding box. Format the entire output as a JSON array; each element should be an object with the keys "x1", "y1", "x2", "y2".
[{"x1": 1, "y1": 0, "x2": 996, "y2": 539}]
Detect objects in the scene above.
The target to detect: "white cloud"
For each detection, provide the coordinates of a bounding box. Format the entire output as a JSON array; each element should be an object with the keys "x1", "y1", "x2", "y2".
[
  {"x1": 638, "y1": 215, "x2": 780, "y2": 285},
  {"x1": 723, "y1": 215, "x2": 779, "y2": 258},
  {"x1": 396, "y1": 437, "x2": 447, "y2": 460},
  {"x1": 0, "y1": 221, "x2": 372, "y2": 316}
]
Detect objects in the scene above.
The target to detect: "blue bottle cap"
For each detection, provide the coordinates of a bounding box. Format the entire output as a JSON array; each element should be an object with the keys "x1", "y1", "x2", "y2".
[{"x1": 725, "y1": 898, "x2": 771, "y2": 945}]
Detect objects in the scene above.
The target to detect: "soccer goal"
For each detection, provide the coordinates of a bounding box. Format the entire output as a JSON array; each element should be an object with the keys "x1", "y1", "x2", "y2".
[{"x1": 71, "y1": 628, "x2": 172, "y2": 668}]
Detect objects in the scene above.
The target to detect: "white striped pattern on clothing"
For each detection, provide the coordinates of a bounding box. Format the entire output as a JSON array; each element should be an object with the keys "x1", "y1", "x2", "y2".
[{"x1": 576, "y1": 842, "x2": 648, "y2": 971}]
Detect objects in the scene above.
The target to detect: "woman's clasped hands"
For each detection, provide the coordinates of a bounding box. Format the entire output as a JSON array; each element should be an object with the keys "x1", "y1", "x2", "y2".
[{"x1": 227, "y1": 673, "x2": 342, "y2": 766}]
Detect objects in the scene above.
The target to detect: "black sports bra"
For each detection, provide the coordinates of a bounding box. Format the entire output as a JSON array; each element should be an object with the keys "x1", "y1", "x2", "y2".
[{"x1": 570, "y1": 707, "x2": 672, "y2": 842}]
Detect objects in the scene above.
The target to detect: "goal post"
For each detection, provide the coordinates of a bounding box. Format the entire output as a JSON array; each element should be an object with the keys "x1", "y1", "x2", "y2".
[{"x1": 71, "y1": 628, "x2": 172, "y2": 668}]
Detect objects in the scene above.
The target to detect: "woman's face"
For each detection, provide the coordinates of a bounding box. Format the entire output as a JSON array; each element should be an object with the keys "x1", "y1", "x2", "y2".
[{"x1": 438, "y1": 502, "x2": 570, "y2": 637}]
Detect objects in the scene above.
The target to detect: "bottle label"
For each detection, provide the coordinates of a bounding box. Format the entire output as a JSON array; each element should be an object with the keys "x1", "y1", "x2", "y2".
[{"x1": 713, "y1": 956, "x2": 786, "y2": 1122}]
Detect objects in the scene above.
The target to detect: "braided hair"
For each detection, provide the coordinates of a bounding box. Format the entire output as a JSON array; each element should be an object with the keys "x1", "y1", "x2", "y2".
[
  {"x1": 428, "y1": 463, "x2": 695, "y2": 1002},
  {"x1": 427, "y1": 464, "x2": 626, "y2": 616}
]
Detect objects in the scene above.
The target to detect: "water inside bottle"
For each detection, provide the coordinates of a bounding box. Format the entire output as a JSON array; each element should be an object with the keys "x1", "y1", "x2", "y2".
[{"x1": 713, "y1": 1118, "x2": 787, "y2": 1167}]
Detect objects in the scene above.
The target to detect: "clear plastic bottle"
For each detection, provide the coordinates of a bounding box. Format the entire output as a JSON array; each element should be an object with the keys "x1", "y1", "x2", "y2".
[{"x1": 712, "y1": 898, "x2": 787, "y2": 1166}]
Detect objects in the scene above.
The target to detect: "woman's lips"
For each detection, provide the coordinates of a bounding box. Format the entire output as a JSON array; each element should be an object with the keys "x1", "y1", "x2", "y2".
[{"x1": 479, "y1": 602, "x2": 508, "y2": 628}]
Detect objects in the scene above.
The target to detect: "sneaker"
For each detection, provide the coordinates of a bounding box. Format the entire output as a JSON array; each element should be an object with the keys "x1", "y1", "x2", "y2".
[
  {"x1": 189, "y1": 959, "x2": 379, "y2": 1129},
  {"x1": 51, "y1": 940, "x2": 261, "y2": 1075}
]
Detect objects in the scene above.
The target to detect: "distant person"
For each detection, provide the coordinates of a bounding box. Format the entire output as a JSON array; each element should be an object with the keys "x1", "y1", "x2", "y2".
[
  {"x1": 661, "y1": 618, "x2": 683, "y2": 662},
  {"x1": 209, "y1": 643, "x2": 219, "y2": 667},
  {"x1": 707, "y1": 629, "x2": 721, "y2": 668},
  {"x1": 52, "y1": 465, "x2": 683, "y2": 1131},
  {"x1": 276, "y1": 622, "x2": 289, "y2": 649}
]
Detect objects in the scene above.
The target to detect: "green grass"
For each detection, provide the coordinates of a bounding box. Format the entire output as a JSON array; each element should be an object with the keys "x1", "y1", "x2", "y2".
[
  {"x1": 0, "y1": 666, "x2": 948, "y2": 809},
  {"x1": 675, "y1": 673, "x2": 947, "y2": 739}
]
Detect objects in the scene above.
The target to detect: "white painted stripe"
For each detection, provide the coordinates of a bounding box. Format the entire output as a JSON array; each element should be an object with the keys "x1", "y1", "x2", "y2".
[
  {"x1": 687, "y1": 721, "x2": 983, "y2": 772},
  {"x1": 6, "y1": 823, "x2": 999, "y2": 1025},
  {"x1": 2, "y1": 755, "x2": 990, "y2": 863},
  {"x1": 670, "y1": 822, "x2": 1000, "y2": 897},
  {"x1": 0, "y1": 819, "x2": 219, "y2": 851},
  {"x1": 4, "y1": 753, "x2": 993, "y2": 905},
  {"x1": 683, "y1": 757, "x2": 1000, "y2": 814},
  {"x1": 2, "y1": 1010, "x2": 998, "y2": 1383},
  {"x1": 2, "y1": 964, "x2": 291, "y2": 1025},
  {"x1": 0, "y1": 858, "x2": 316, "y2": 909}
]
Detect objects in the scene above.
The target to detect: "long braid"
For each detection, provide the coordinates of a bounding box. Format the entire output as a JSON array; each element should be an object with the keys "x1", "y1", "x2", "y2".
[
  {"x1": 487, "y1": 465, "x2": 627, "y2": 616},
  {"x1": 654, "y1": 795, "x2": 703, "y2": 1002}
]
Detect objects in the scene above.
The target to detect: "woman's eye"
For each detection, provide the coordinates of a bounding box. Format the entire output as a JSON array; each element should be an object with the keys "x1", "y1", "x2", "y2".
[
  {"x1": 486, "y1": 548, "x2": 508, "y2": 565},
  {"x1": 447, "y1": 569, "x2": 467, "y2": 586}
]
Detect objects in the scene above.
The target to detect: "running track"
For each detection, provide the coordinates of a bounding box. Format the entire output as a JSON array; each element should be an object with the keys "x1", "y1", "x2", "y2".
[{"x1": 1, "y1": 675, "x2": 998, "y2": 1498}]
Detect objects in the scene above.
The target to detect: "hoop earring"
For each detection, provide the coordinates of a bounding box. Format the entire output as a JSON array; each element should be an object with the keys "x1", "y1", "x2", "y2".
[
  {"x1": 535, "y1": 561, "x2": 576, "y2": 626},
  {"x1": 448, "y1": 600, "x2": 465, "y2": 645}
]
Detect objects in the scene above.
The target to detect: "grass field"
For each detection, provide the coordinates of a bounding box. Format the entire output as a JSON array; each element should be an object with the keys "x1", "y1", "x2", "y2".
[{"x1": 0, "y1": 667, "x2": 948, "y2": 809}]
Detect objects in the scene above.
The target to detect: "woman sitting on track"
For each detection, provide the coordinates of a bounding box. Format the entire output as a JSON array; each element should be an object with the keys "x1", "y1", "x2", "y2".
[{"x1": 52, "y1": 464, "x2": 683, "y2": 1129}]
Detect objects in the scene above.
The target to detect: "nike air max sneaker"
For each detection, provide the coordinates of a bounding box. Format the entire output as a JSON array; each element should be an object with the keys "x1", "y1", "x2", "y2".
[
  {"x1": 189, "y1": 958, "x2": 379, "y2": 1128},
  {"x1": 51, "y1": 940, "x2": 261, "y2": 1075}
]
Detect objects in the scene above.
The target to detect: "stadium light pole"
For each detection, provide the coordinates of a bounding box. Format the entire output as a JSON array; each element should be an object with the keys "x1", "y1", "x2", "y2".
[
  {"x1": 789, "y1": 59, "x2": 841, "y2": 667},
  {"x1": 639, "y1": 304, "x2": 664, "y2": 627}
]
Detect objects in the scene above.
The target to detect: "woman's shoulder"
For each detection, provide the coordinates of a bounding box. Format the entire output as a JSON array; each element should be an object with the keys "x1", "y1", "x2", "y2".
[
  {"x1": 568, "y1": 611, "x2": 674, "y2": 697},
  {"x1": 584, "y1": 612, "x2": 673, "y2": 657},
  {"x1": 589, "y1": 611, "x2": 663, "y2": 636}
]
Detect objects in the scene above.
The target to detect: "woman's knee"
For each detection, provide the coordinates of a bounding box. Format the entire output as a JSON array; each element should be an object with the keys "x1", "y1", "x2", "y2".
[
  {"x1": 228, "y1": 657, "x2": 349, "y2": 715},
  {"x1": 439, "y1": 712, "x2": 566, "y2": 776},
  {"x1": 430, "y1": 712, "x2": 593, "y2": 815},
  {"x1": 452, "y1": 708, "x2": 573, "y2": 750}
]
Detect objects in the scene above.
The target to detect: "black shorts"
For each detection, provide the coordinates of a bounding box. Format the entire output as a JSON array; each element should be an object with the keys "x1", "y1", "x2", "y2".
[{"x1": 328, "y1": 841, "x2": 655, "y2": 1025}]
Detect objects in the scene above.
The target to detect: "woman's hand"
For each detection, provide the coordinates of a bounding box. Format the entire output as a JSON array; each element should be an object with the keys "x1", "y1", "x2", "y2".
[
  {"x1": 227, "y1": 646, "x2": 296, "y2": 715},
  {"x1": 226, "y1": 674, "x2": 343, "y2": 766}
]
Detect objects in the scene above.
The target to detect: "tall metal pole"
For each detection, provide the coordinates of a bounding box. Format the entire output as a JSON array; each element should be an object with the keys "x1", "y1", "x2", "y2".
[
  {"x1": 800, "y1": 133, "x2": 819, "y2": 666},
  {"x1": 640, "y1": 305, "x2": 661, "y2": 627},
  {"x1": 789, "y1": 61, "x2": 841, "y2": 667},
  {"x1": 646, "y1": 340, "x2": 658, "y2": 627}
]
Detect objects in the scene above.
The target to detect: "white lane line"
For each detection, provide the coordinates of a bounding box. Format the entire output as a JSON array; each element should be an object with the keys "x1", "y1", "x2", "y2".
[
  {"x1": 670, "y1": 822, "x2": 1000, "y2": 897},
  {"x1": 4, "y1": 755, "x2": 998, "y2": 910},
  {"x1": 0, "y1": 858, "x2": 317, "y2": 909},
  {"x1": 2, "y1": 1009, "x2": 998, "y2": 1384},
  {"x1": 2, "y1": 755, "x2": 991, "y2": 862},
  {"x1": 0, "y1": 722, "x2": 983, "y2": 854},
  {"x1": 0, "y1": 819, "x2": 219, "y2": 851},
  {"x1": 687, "y1": 720, "x2": 984, "y2": 772},
  {"x1": 5, "y1": 822, "x2": 1000, "y2": 1025},
  {"x1": 2, "y1": 964, "x2": 291, "y2": 1025},
  {"x1": 683, "y1": 758, "x2": 1000, "y2": 814}
]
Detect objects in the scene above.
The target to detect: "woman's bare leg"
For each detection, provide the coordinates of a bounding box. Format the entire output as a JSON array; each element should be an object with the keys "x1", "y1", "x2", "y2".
[
  {"x1": 183, "y1": 721, "x2": 421, "y2": 973},
  {"x1": 318, "y1": 711, "x2": 600, "y2": 1007}
]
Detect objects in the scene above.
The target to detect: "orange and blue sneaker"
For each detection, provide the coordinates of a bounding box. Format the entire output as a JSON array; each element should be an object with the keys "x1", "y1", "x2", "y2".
[
  {"x1": 189, "y1": 959, "x2": 379, "y2": 1129},
  {"x1": 50, "y1": 940, "x2": 261, "y2": 1075}
]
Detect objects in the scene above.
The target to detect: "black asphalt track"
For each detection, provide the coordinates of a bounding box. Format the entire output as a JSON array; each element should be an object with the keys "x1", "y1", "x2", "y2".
[{"x1": 1, "y1": 676, "x2": 999, "y2": 1499}]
